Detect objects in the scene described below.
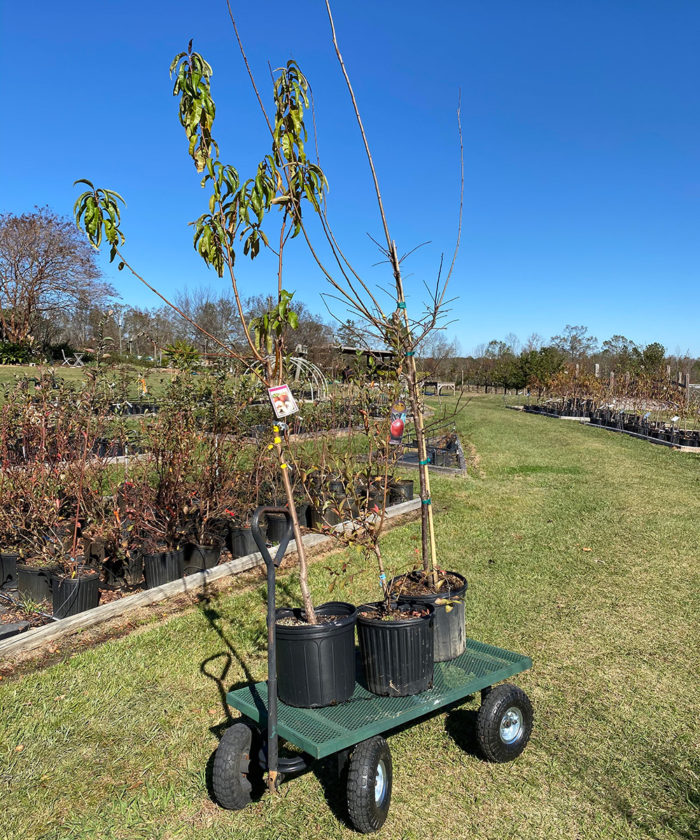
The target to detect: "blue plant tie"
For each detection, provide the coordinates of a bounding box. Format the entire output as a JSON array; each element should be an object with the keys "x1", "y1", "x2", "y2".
[
  {"x1": 406, "y1": 351, "x2": 415, "y2": 357},
  {"x1": 397, "y1": 302, "x2": 407, "y2": 309},
  {"x1": 422, "y1": 498, "x2": 432, "y2": 505},
  {"x1": 419, "y1": 458, "x2": 430, "y2": 465}
]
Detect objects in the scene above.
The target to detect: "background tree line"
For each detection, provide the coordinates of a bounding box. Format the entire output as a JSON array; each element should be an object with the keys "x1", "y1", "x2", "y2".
[
  {"x1": 419, "y1": 325, "x2": 699, "y2": 393},
  {"x1": 1, "y1": 209, "x2": 698, "y2": 385}
]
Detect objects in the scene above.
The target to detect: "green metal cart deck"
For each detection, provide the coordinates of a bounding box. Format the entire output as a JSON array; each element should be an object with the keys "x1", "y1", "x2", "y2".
[{"x1": 226, "y1": 638, "x2": 532, "y2": 759}]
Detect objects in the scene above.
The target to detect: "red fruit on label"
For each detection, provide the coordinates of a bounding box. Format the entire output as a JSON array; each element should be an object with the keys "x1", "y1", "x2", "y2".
[{"x1": 390, "y1": 418, "x2": 405, "y2": 438}]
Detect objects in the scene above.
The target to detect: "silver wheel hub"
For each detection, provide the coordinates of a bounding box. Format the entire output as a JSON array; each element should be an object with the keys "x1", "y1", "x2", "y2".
[
  {"x1": 499, "y1": 706, "x2": 523, "y2": 744},
  {"x1": 374, "y1": 760, "x2": 387, "y2": 804}
]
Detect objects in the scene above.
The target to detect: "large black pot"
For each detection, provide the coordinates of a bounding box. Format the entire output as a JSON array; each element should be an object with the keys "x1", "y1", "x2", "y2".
[
  {"x1": 183, "y1": 543, "x2": 221, "y2": 575},
  {"x1": 276, "y1": 601, "x2": 357, "y2": 708},
  {"x1": 0, "y1": 551, "x2": 18, "y2": 589},
  {"x1": 229, "y1": 527, "x2": 257, "y2": 558},
  {"x1": 52, "y1": 571, "x2": 100, "y2": 618},
  {"x1": 389, "y1": 479, "x2": 414, "y2": 505},
  {"x1": 17, "y1": 563, "x2": 59, "y2": 603},
  {"x1": 357, "y1": 601, "x2": 434, "y2": 697},
  {"x1": 102, "y1": 553, "x2": 144, "y2": 588},
  {"x1": 264, "y1": 513, "x2": 289, "y2": 544},
  {"x1": 308, "y1": 501, "x2": 349, "y2": 529},
  {"x1": 143, "y1": 548, "x2": 184, "y2": 589},
  {"x1": 391, "y1": 571, "x2": 467, "y2": 662}
]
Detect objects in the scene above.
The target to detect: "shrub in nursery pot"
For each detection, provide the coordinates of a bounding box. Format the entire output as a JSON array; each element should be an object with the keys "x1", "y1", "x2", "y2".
[
  {"x1": 389, "y1": 571, "x2": 467, "y2": 661},
  {"x1": 183, "y1": 542, "x2": 222, "y2": 575},
  {"x1": 143, "y1": 547, "x2": 185, "y2": 588},
  {"x1": 356, "y1": 601, "x2": 434, "y2": 697},
  {"x1": 276, "y1": 601, "x2": 357, "y2": 708},
  {"x1": 52, "y1": 568, "x2": 100, "y2": 618}
]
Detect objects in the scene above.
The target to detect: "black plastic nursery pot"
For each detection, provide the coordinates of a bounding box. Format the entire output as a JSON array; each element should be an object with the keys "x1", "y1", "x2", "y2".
[
  {"x1": 102, "y1": 553, "x2": 144, "y2": 588},
  {"x1": 17, "y1": 563, "x2": 59, "y2": 603},
  {"x1": 0, "y1": 551, "x2": 18, "y2": 589},
  {"x1": 264, "y1": 513, "x2": 289, "y2": 544},
  {"x1": 389, "y1": 479, "x2": 414, "y2": 505},
  {"x1": 391, "y1": 571, "x2": 468, "y2": 662},
  {"x1": 143, "y1": 548, "x2": 185, "y2": 589},
  {"x1": 357, "y1": 602, "x2": 435, "y2": 697},
  {"x1": 52, "y1": 570, "x2": 100, "y2": 618},
  {"x1": 229, "y1": 527, "x2": 258, "y2": 558},
  {"x1": 276, "y1": 601, "x2": 357, "y2": 708},
  {"x1": 183, "y1": 543, "x2": 221, "y2": 575}
]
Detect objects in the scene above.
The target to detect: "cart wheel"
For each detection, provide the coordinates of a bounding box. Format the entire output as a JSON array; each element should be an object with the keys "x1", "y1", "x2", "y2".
[
  {"x1": 346, "y1": 736, "x2": 392, "y2": 834},
  {"x1": 212, "y1": 722, "x2": 262, "y2": 809},
  {"x1": 476, "y1": 683, "x2": 533, "y2": 763}
]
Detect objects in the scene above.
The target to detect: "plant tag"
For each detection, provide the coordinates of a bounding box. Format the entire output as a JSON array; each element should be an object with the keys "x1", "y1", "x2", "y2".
[
  {"x1": 389, "y1": 401, "x2": 407, "y2": 445},
  {"x1": 268, "y1": 384, "x2": 299, "y2": 419}
]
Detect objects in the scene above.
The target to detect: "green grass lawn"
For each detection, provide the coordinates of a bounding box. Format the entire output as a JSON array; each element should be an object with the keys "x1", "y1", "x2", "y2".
[
  {"x1": 1, "y1": 395, "x2": 698, "y2": 839},
  {"x1": 0, "y1": 364, "x2": 173, "y2": 400}
]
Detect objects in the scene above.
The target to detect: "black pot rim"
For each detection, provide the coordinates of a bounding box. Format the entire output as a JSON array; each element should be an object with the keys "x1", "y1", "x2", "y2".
[
  {"x1": 357, "y1": 600, "x2": 435, "y2": 627},
  {"x1": 388, "y1": 570, "x2": 468, "y2": 603},
  {"x1": 143, "y1": 547, "x2": 184, "y2": 561},
  {"x1": 276, "y1": 601, "x2": 357, "y2": 636},
  {"x1": 51, "y1": 569, "x2": 100, "y2": 583},
  {"x1": 17, "y1": 562, "x2": 61, "y2": 573}
]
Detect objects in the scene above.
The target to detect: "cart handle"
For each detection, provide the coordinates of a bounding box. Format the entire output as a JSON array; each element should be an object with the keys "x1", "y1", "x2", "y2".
[{"x1": 250, "y1": 506, "x2": 295, "y2": 568}]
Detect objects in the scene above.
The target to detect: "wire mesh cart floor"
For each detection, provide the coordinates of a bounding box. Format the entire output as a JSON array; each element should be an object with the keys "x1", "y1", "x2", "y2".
[{"x1": 226, "y1": 638, "x2": 532, "y2": 759}]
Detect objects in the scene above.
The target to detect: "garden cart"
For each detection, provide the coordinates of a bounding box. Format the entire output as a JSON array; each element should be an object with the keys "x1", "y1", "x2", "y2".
[{"x1": 212, "y1": 506, "x2": 534, "y2": 833}]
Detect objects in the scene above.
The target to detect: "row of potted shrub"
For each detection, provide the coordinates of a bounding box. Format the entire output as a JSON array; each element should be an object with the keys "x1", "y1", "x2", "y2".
[
  {"x1": 0, "y1": 479, "x2": 418, "y2": 626},
  {"x1": 524, "y1": 403, "x2": 700, "y2": 447}
]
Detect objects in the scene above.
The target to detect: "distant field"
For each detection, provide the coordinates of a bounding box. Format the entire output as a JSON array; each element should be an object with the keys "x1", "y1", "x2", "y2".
[
  {"x1": 0, "y1": 364, "x2": 174, "y2": 400},
  {"x1": 1, "y1": 394, "x2": 698, "y2": 839}
]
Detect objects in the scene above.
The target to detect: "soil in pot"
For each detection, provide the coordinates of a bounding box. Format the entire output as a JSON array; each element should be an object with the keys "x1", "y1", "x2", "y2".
[
  {"x1": 389, "y1": 571, "x2": 467, "y2": 662},
  {"x1": 357, "y1": 601, "x2": 434, "y2": 697},
  {"x1": 17, "y1": 563, "x2": 60, "y2": 603},
  {"x1": 183, "y1": 542, "x2": 221, "y2": 575},
  {"x1": 1, "y1": 551, "x2": 19, "y2": 589},
  {"x1": 143, "y1": 548, "x2": 184, "y2": 588},
  {"x1": 52, "y1": 570, "x2": 100, "y2": 618},
  {"x1": 276, "y1": 601, "x2": 357, "y2": 708}
]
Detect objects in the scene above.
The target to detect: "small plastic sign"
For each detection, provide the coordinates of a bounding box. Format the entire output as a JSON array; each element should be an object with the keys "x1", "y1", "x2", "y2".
[
  {"x1": 389, "y1": 401, "x2": 407, "y2": 445},
  {"x1": 268, "y1": 384, "x2": 299, "y2": 419}
]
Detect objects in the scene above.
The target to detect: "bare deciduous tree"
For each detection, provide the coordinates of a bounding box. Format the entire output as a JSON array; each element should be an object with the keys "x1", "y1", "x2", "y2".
[{"x1": 0, "y1": 207, "x2": 114, "y2": 345}]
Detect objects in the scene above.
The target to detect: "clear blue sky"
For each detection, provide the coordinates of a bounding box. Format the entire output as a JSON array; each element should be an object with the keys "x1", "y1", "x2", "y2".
[{"x1": 1, "y1": 1, "x2": 698, "y2": 355}]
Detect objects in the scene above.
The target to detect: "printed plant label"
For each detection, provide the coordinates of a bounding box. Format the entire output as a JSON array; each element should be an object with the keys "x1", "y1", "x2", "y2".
[{"x1": 268, "y1": 384, "x2": 299, "y2": 418}]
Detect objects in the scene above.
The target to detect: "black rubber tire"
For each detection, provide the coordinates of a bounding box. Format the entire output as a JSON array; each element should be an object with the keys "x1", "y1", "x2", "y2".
[
  {"x1": 212, "y1": 722, "x2": 261, "y2": 810},
  {"x1": 346, "y1": 736, "x2": 392, "y2": 834},
  {"x1": 476, "y1": 683, "x2": 533, "y2": 763}
]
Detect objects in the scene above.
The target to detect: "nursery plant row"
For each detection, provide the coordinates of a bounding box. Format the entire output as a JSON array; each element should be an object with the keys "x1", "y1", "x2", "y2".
[{"x1": 523, "y1": 402, "x2": 700, "y2": 447}]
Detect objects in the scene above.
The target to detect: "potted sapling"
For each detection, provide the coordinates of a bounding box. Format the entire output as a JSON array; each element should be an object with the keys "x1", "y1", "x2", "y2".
[{"x1": 74, "y1": 46, "x2": 356, "y2": 707}]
